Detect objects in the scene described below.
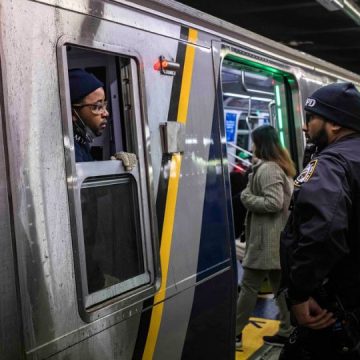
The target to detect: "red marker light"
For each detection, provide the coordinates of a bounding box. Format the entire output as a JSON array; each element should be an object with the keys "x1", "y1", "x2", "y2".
[
  {"x1": 154, "y1": 60, "x2": 169, "y2": 71},
  {"x1": 154, "y1": 56, "x2": 180, "y2": 75},
  {"x1": 153, "y1": 61, "x2": 161, "y2": 71}
]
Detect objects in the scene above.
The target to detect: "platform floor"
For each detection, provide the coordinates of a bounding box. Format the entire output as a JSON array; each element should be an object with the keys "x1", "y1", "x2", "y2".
[
  {"x1": 235, "y1": 263, "x2": 284, "y2": 359},
  {"x1": 235, "y1": 317, "x2": 283, "y2": 360}
]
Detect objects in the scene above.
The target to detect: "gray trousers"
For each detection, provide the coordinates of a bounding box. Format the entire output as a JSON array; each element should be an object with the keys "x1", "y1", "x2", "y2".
[{"x1": 236, "y1": 267, "x2": 292, "y2": 337}]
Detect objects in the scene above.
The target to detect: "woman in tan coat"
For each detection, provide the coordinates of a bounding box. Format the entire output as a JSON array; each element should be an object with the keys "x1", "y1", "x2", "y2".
[{"x1": 235, "y1": 125, "x2": 296, "y2": 349}]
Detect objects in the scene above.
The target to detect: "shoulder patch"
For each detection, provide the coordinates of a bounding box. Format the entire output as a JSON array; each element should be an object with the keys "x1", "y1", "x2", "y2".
[{"x1": 294, "y1": 159, "x2": 318, "y2": 187}]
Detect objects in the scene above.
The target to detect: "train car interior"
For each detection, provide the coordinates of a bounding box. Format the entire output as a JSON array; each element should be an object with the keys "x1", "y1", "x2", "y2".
[
  {"x1": 221, "y1": 54, "x2": 302, "y2": 359},
  {"x1": 221, "y1": 57, "x2": 297, "y2": 174},
  {"x1": 220, "y1": 52, "x2": 300, "y2": 258}
]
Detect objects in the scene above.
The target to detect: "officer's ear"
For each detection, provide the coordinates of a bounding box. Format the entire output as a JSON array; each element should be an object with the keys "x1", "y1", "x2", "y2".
[{"x1": 328, "y1": 121, "x2": 342, "y2": 133}]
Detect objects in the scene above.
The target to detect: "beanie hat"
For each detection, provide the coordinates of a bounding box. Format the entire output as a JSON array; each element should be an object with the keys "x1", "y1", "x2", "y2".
[
  {"x1": 68, "y1": 68, "x2": 103, "y2": 104},
  {"x1": 304, "y1": 82, "x2": 360, "y2": 132}
]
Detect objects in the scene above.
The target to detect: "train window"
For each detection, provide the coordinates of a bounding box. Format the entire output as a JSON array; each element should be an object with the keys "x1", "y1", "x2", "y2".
[
  {"x1": 59, "y1": 44, "x2": 158, "y2": 314},
  {"x1": 80, "y1": 175, "x2": 148, "y2": 307},
  {"x1": 221, "y1": 57, "x2": 297, "y2": 174}
]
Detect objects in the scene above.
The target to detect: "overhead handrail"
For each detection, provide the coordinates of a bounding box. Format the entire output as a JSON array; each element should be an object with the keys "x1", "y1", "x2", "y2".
[
  {"x1": 227, "y1": 141, "x2": 253, "y2": 157},
  {"x1": 241, "y1": 70, "x2": 275, "y2": 96},
  {"x1": 228, "y1": 153, "x2": 252, "y2": 167},
  {"x1": 226, "y1": 143, "x2": 252, "y2": 167}
]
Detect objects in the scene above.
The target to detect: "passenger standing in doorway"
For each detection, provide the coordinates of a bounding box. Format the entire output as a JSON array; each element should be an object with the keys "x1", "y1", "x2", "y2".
[
  {"x1": 235, "y1": 125, "x2": 295, "y2": 349},
  {"x1": 69, "y1": 68, "x2": 109, "y2": 162},
  {"x1": 280, "y1": 82, "x2": 360, "y2": 359}
]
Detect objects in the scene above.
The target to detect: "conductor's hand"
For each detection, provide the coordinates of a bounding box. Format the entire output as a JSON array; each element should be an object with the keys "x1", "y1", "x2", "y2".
[
  {"x1": 291, "y1": 297, "x2": 336, "y2": 330},
  {"x1": 111, "y1": 151, "x2": 137, "y2": 171}
]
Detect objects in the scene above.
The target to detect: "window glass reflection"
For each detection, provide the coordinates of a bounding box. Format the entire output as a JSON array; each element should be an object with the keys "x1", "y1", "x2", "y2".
[{"x1": 81, "y1": 175, "x2": 144, "y2": 294}]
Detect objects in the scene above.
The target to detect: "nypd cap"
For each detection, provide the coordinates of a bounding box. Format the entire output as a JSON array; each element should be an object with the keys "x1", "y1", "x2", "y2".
[
  {"x1": 304, "y1": 82, "x2": 360, "y2": 132},
  {"x1": 68, "y1": 68, "x2": 103, "y2": 104}
]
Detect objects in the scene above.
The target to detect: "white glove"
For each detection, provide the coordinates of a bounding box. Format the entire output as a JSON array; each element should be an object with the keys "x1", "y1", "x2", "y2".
[{"x1": 111, "y1": 151, "x2": 137, "y2": 171}]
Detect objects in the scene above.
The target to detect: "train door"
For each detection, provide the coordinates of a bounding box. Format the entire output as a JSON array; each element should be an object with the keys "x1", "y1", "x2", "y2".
[
  {"x1": 218, "y1": 46, "x2": 303, "y2": 241},
  {"x1": 56, "y1": 25, "x2": 236, "y2": 358}
]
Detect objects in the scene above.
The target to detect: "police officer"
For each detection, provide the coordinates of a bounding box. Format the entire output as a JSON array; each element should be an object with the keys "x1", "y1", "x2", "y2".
[{"x1": 280, "y1": 82, "x2": 360, "y2": 359}]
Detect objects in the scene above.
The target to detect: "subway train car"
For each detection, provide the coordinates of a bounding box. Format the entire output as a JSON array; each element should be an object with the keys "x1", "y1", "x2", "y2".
[{"x1": 1, "y1": 1, "x2": 360, "y2": 359}]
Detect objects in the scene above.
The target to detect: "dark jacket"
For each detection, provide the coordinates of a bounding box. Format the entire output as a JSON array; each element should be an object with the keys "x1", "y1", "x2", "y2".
[
  {"x1": 230, "y1": 171, "x2": 249, "y2": 239},
  {"x1": 74, "y1": 134, "x2": 93, "y2": 162},
  {"x1": 281, "y1": 134, "x2": 360, "y2": 309}
]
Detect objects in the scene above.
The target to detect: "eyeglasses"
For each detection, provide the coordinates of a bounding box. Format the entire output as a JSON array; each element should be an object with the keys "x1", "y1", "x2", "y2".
[{"x1": 73, "y1": 100, "x2": 108, "y2": 115}]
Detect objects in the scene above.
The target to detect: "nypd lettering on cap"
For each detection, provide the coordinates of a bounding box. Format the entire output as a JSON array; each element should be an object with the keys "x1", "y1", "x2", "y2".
[
  {"x1": 305, "y1": 98, "x2": 316, "y2": 107},
  {"x1": 294, "y1": 159, "x2": 318, "y2": 187}
]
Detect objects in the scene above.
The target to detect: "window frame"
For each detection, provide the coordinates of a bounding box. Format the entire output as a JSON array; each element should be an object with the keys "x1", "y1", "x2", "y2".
[{"x1": 57, "y1": 36, "x2": 160, "y2": 320}]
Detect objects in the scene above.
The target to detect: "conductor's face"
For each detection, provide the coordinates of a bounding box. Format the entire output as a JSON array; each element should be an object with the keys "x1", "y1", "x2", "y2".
[{"x1": 74, "y1": 87, "x2": 109, "y2": 136}]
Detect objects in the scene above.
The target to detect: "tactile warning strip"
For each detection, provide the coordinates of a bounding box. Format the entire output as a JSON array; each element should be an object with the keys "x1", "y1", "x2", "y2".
[{"x1": 236, "y1": 317, "x2": 279, "y2": 359}]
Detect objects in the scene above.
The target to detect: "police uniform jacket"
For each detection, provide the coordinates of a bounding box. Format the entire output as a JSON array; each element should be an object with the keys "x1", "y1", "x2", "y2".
[
  {"x1": 281, "y1": 134, "x2": 360, "y2": 309},
  {"x1": 241, "y1": 160, "x2": 293, "y2": 269}
]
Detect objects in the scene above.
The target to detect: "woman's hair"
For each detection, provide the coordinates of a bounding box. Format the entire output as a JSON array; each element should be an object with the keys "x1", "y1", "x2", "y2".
[{"x1": 251, "y1": 125, "x2": 296, "y2": 177}]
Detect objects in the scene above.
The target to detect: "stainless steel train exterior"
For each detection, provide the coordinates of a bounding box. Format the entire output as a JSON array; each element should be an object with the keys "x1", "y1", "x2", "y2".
[{"x1": 1, "y1": 1, "x2": 360, "y2": 359}]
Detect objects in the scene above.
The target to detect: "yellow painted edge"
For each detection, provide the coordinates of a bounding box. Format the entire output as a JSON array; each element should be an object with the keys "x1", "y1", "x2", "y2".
[
  {"x1": 177, "y1": 28, "x2": 198, "y2": 124},
  {"x1": 142, "y1": 154, "x2": 182, "y2": 360},
  {"x1": 142, "y1": 28, "x2": 198, "y2": 360}
]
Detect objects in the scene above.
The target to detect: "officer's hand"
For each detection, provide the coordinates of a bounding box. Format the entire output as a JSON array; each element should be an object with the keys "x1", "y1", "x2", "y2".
[
  {"x1": 291, "y1": 297, "x2": 336, "y2": 330},
  {"x1": 111, "y1": 152, "x2": 137, "y2": 171}
]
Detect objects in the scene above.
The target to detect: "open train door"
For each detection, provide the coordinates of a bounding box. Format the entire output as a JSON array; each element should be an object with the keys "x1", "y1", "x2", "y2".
[{"x1": 216, "y1": 42, "x2": 304, "y2": 233}]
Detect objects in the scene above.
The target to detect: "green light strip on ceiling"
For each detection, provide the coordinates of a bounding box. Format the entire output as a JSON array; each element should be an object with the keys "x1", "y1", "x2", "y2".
[
  {"x1": 226, "y1": 54, "x2": 282, "y2": 75},
  {"x1": 224, "y1": 54, "x2": 290, "y2": 148},
  {"x1": 280, "y1": 131, "x2": 285, "y2": 147},
  {"x1": 275, "y1": 85, "x2": 281, "y2": 105},
  {"x1": 277, "y1": 107, "x2": 284, "y2": 129},
  {"x1": 275, "y1": 85, "x2": 285, "y2": 147}
]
